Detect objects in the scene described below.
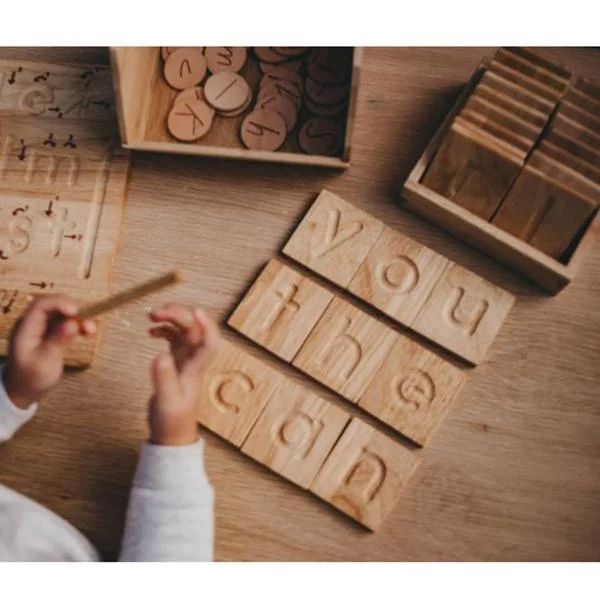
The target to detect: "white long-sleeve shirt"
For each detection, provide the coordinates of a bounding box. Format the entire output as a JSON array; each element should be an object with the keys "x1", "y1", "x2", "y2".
[{"x1": 0, "y1": 364, "x2": 214, "y2": 561}]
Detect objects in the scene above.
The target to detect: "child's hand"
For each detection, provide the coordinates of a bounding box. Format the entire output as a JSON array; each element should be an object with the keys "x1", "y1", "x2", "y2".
[
  {"x1": 148, "y1": 303, "x2": 220, "y2": 446},
  {"x1": 3, "y1": 295, "x2": 97, "y2": 409}
]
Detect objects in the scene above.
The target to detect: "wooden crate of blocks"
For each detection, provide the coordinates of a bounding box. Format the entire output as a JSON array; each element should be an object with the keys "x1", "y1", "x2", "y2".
[
  {"x1": 110, "y1": 47, "x2": 362, "y2": 169},
  {"x1": 197, "y1": 189, "x2": 516, "y2": 531},
  {"x1": 0, "y1": 58, "x2": 131, "y2": 367},
  {"x1": 402, "y1": 47, "x2": 600, "y2": 294}
]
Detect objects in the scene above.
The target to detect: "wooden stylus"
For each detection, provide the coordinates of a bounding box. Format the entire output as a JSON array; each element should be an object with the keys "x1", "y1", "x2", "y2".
[{"x1": 77, "y1": 270, "x2": 184, "y2": 320}]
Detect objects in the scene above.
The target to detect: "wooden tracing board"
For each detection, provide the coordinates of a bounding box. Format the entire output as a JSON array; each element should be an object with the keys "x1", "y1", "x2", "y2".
[{"x1": 0, "y1": 60, "x2": 130, "y2": 367}]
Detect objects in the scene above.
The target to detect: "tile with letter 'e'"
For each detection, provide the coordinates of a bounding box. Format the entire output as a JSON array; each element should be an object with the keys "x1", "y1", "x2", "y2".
[
  {"x1": 348, "y1": 226, "x2": 450, "y2": 326},
  {"x1": 227, "y1": 259, "x2": 333, "y2": 362},
  {"x1": 310, "y1": 418, "x2": 420, "y2": 531},
  {"x1": 282, "y1": 189, "x2": 385, "y2": 289},
  {"x1": 242, "y1": 379, "x2": 350, "y2": 488},
  {"x1": 411, "y1": 263, "x2": 515, "y2": 365},
  {"x1": 293, "y1": 296, "x2": 397, "y2": 403},
  {"x1": 196, "y1": 339, "x2": 283, "y2": 447},
  {"x1": 358, "y1": 335, "x2": 467, "y2": 446}
]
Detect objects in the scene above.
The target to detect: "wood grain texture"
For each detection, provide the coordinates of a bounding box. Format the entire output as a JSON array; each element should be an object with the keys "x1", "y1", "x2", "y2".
[
  {"x1": 412, "y1": 263, "x2": 516, "y2": 365},
  {"x1": 421, "y1": 121, "x2": 523, "y2": 220},
  {"x1": 242, "y1": 380, "x2": 350, "y2": 488},
  {"x1": 293, "y1": 296, "x2": 397, "y2": 402},
  {"x1": 197, "y1": 339, "x2": 283, "y2": 447},
  {"x1": 0, "y1": 58, "x2": 130, "y2": 367},
  {"x1": 358, "y1": 336, "x2": 466, "y2": 446},
  {"x1": 228, "y1": 258, "x2": 333, "y2": 362},
  {"x1": 348, "y1": 225, "x2": 450, "y2": 325},
  {"x1": 310, "y1": 418, "x2": 421, "y2": 531},
  {"x1": 0, "y1": 47, "x2": 598, "y2": 562},
  {"x1": 282, "y1": 188, "x2": 385, "y2": 288},
  {"x1": 493, "y1": 156, "x2": 598, "y2": 260}
]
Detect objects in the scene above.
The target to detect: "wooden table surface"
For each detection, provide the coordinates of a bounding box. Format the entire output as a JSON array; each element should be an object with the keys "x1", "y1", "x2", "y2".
[{"x1": 1, "y1": 47, "x2": 599, "y2": 561}]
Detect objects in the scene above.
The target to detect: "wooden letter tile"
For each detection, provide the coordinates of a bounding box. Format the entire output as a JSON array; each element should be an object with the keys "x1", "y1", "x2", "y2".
[
  {"x1": 411, "y1": 263, "x2": 515, "y2": 365},
  {"x1": 242, "y1": 380, "x2": 350, "y2": 488},
  {"x1": 493, "y1": 154, "x2": 598, "y2": 260},
  {"x1": 421, "y1": 121, "x2": 523, "y2": 220},
  {"x1": 488, "y1": 60, "x2": 564, "y2": 102},
  {"x1": 197, "y1": 339, "x2": 283, "y2": 447},
  {"x1": 348, "y1": 226, "x2": 450, "y2": 325},
  {"x1": 228, "y1": 259, "x2": 333, "y2": 362},
  {"x1": 282, "y1": 189, "x2": 385, "y2": 288},
  {"x1": 293, "y1": 297, "x2": 397, "y2": 402},
  {"x1": 358, "y1": 336, "x2": 466, "y2": 446},
  {"x1": 310, "y1": 418, "x2": 420, "y2": 531}
]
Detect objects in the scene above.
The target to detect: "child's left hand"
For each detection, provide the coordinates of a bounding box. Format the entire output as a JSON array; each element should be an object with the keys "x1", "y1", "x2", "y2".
[{"x1": 2, "y1": 295, "x2": 97, "y2": 409}]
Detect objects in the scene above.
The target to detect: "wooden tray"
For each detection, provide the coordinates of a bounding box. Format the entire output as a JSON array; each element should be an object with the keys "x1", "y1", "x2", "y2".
[
  {"x1": 109, "y1": 47, "x2": 363, "y2": 169},
  {"x1": 402, "y1": 61, "x2": 600, "y2": 295}
]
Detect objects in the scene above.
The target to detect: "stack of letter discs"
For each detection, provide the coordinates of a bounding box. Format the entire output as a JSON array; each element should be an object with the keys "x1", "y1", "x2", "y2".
[{"x1": 160, "y1": 47, "x2": 353, "y2": 157}]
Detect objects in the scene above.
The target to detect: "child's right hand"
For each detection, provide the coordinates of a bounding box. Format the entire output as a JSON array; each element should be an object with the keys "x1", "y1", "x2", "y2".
[
  {"x1": 3, "y1": 295, "x2": 96, "y2": 409},
  {"x1": 147, "y1": 303, "x2": 220, "y2": 446}
]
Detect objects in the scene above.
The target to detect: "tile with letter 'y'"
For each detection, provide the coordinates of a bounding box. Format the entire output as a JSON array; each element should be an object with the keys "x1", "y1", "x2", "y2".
[
  {"x1": 282, "y1": 189, "x2": 385, "y2": 288},
  {"x1": 292, "y1": 296, "x2": 397, "y2": 403},
  {"x1": 310, "y1": 418, "x2": 420, "y2": 531},
  {"x1": 228, "y1": 258, "x2": 333, "y2": 362},
  {"x1": 411, "y1": 263, "x2": 515, "y2": 365},
  {"x1": 358, "y1": 335, "x2": 467, "y2": 446},
  {"x1": 242, "y1": 379, "x2": 350, "y2": 488},
  {"x1": 196, "y1": 339, "x2": 283, "y2": 447}
]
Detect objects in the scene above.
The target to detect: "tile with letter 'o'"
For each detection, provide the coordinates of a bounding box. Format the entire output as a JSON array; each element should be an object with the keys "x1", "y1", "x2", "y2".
[
  {"x1": 196, "y1": 339, "x2": 283, "y2": 447},
  {"x1": 348, "y1": 226, "x2": 450, "y2": 326},
  {"x1": 310, "y1": 418, "x2": 420, "y2": 531},
  {"x1": 293, "y1": 296, "x2": 397, "y2": 403},
  {"x1": 242, "y1": 380, "x2": 350, "y2": 488},
  {"x1": 358, "y1": 336, "x2": 466, "y2": 446},
  {"x1": 412, "y1": 263, "x2": 515, "y2": 365},
  {"x1": 282, "y1": 189, "x2": 385, "y2": 289},
  {"x1": 228, "y1": 259, "x2": 333, "y2": 362}
]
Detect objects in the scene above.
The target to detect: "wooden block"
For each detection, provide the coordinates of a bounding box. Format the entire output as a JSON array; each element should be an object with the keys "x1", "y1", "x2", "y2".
[
  {"x1": 293, "y1": 296, "x2": 397, "y2": 403},
  {"x1": 472, "y1": 83, "x2": 549, "y2": 129},
  {"x1": 494, "y1": 48, "x2": 570, "y2": 92},
  {"x1": 546, "y1": 127, "x2": 600, "y2": 169},
  {"x1": 0, "y1": 60, "x2": 130, "y2": 368},
  {"x1": 242, "y1": 380, "x2": 350, "y2": 488},
  {"x1": 492, "y1": 164, "x2": 597, "y2": 260},
  {"x1": 479, "y1": 70, "x2": 556, "y2": 117},
  {"x1": 500, "y1": 47, "x2": 572, "y2": 81},
  {"x1": 528, "y1": 150, "x2": 600, "y2": 203},
  {"x1": 421, "y1": 120, "x2": 523, "y2": 220},
  {"x1": 310, "y1": 418, "x2": 420, "y2": 531},
  {"x1": 0, "y1": 289, "x2": 97, "y2": 367},
  {"x1": 488, "y1": 60, "x2": 563, "y2": 102},
  {"x1": 573, "y1": 77, "x2": 600, "y2": 102},
  {"x1": 411, "y1": 263, "x2": 515, "y2": 365},
  {"x1": 563, "y1": 87, "x2": 600, "y2": 119},
  {"x1": 282, "y1": 189, "x2": 385, "y2": 288},
  {"x1": 558, "y1": 101, "x2": 600, "y2": 136},
  {"x1": 197, "y1": 339, "x2": 283, "y2": 447},
  {"x1": 347, "y1": 226, "x2": 450, "y2": 325},
  {"x1": 538, "y1": 140, "x2": 600, "y2": 186},
  {"x1": 228, "y1": 259, "x2": 333, "y2": 362},
  {"x1": 457, "y1": 110, "x2": 534, "y2": 153},
  {"x1": 551, "y1": 113, "x2": 600, "y2": 152},
  {"x1": 358, "y1": 336, "x2": 466, "y2": 446},
  {"x1": 462, "y1": 95, "x2": 541, "y2": 141}
]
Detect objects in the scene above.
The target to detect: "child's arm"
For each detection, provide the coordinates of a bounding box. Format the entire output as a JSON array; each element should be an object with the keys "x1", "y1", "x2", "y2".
[
  {"x1": 1, "y1": 296, "x2": 96, "y2": 443},
  {"x1": 119, "y1": 303, "x2": 220, "y2": 562}
]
